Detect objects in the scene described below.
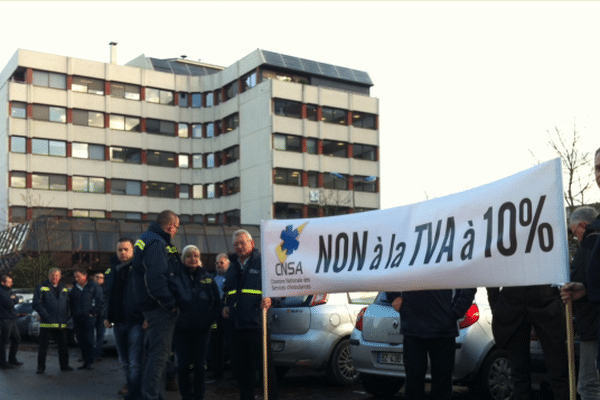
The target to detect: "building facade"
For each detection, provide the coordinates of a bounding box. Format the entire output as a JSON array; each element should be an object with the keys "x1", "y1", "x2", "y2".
[{"x1": 0, "y1": 47, "x2": 380, "y2": 230}]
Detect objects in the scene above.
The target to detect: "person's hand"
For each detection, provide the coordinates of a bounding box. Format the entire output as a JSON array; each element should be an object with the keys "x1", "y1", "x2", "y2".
[
  {"x1": 104, "y1": 319, "x2": 113, "y2": 329},
  {"x1": 222, "y1": 306, "x2": 230, "y2": 319},
  {"x1": 142, "y1": 320, "x2": 148, "y2": 330},
  {"x1": 560, "y1": 282, "x2": 587, "y2": 303},
  {"x1": 391, "y1": 297, "x2": 403, "y2": 312},
  {"x1": 261, "y1": 297, "x2": 272, "y2": 310}
]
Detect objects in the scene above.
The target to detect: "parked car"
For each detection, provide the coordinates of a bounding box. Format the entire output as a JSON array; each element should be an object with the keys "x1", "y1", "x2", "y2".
[
  {"x1": 269, "y1": 292, "x2": 378, "y2": 385},
  {"x1": 15, "y1": 301, "x2": 40, "y2": 340},
  {"x1": 350, "y1": 289, "x2": 550, "y2": 400}
]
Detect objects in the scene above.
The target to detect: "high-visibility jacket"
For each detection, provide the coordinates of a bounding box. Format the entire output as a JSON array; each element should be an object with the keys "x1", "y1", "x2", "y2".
[
  {"x1": 223, "y1": 249, "x2": 263, "y2": 330},
  {"x1": 32, "y1": 279, "x2": 70, "y2": 329}
]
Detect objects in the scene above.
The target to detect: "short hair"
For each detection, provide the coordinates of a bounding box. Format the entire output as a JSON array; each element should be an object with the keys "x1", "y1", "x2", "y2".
[
  {"x1": 233, "y1": 229, "x2": 252, "y2": 243},
  {"x1": 117, "y1": 237, "x2": 135, "y2": 247},
  {"x1": 0, "y1": 274, "x2": 10, "y2": 285},
  {"x1": 48, "y1": 267, "x2": 61, "y2": 278},
  {"x1": 181, "y1": 245, "x2": 200, "y2": 263},
  {"x1": 73, "y1": 268, "x2": 88, "y2": 276},
  {"x1": 595, "y1": 147, "x2": 600, "y2": 158},
  {"x1": 157, "y1": 210, "x2": 178, "y2": 229},
  {"x1": 216, "y1": 253, "x2": 229, "y2": 262},
  {"x1": 569, "y1": 206, "x2": 599, "y2": 227}
]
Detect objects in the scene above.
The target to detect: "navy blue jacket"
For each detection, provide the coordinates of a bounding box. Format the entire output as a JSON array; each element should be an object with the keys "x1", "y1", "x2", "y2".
[
  {"x1": 103, "y1": 258, "x2": 144, "y2": 324},
  {"x1": 32, "y1": 279, "x2": 70, "y2": 328},
  {"x1": 387, "y1": 288, "x2": 476, "y2": 338},
  {"x1": 585, "y1": 217, "x2": 600, "y2": 304},
  {"x1": 69, "y1": 279, "x2": 103, "y2": 320},
  {"x1": 174, "y1": 266, "x2": 221, "y2": 332},
  {"x1": 0, "y1": 284, "x2": 18, "y2": 320},
  {"x1": 131, "y1": 222, "x2": 180, "y2": 312},
  {"x1": 223, "y1": 249, "x2": 263, "y2": 330}
]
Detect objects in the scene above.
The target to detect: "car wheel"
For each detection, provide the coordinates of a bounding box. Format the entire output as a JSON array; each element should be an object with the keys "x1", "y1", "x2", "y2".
[
  {"x1": 275, "y1": 366, "x2": 290, "y2": 379},
  {"x1": 326, "y1": 339, "x2": 359, "y2": 385},
  {"x1": 359, "y1": 373, "x2": 404, "y2": 399},
  {"x1": 472, "y1": 348, "x2": 513, "y2": 400}
]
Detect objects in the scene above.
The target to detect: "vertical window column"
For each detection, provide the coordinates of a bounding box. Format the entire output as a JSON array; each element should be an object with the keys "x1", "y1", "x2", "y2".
[
  {"x1": 317, "y1": 106, "x2": 323, "y2": 122},
  {"x1": 318, "y1": 173, "x2": 324, "y2": 188},
  {"x1": 302, "y1": 205, "x2": 308, "y2": 218},
  {"x1": 302, "y1": 171, "x2": 308, "y2": 187},
  {"x1": 347, "y1": 111, "x2": 353, "y2": 126},
  {"x1": 347, "y1": 143, "x2": 353, "y2": 158},
  {"x1": 140, "y1": 87, "x2": 146, "y2": 101},
  {"x1": 66, "y1": 75, "x2": 73, "y2": 90},
  {"x1": 25, "y1": 68, "x2": 33, "y2": 84},
  {"x1": 104, "y1": 81, "x2": 111, "y2": 96}
]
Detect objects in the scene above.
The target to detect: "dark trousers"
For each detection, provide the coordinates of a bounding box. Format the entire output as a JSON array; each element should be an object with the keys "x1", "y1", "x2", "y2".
[
  {"x1": 505, "y1": 316, "x2": 569, "y2": 400},
  {"x1": 402, "y1": 335, "x2": 456, "y2": 400},
  {"x1": 94, "y1": 316, "x2": 105, "y2": 359},
  {"x1": 0, "y1": 319, "x2": 20, "y2": 364},
  {"x1": 174, "y1": 329, "x2": 211, "y2": 400},
  {"x1": 232, "y1": 328, "x2": 278, "y2": 400},
  {"x1": 73, "y1": 315, "x2": 96, "y2": 365},
  {"x1": 38, "y1": 327, "x2": 69, "y2": 369},
  {"x1": 208, "y1": 314, "x2": 233, "y2": 378}
]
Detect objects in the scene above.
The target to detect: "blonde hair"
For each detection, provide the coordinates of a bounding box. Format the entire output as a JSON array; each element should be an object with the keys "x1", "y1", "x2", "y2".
[{"x1": 181, "y1": 245, "x2": 201, "y2": 266}]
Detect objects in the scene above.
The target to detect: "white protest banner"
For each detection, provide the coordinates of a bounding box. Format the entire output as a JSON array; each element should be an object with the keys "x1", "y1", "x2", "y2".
[{"x1": 260, "y1": 158, "x2": 569, "y2": 297}]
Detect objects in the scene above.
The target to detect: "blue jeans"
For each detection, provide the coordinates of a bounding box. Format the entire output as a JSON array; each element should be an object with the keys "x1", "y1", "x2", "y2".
[
  {"x1": 141, "y1": 307, "x2": 178, "y2": 400},
  {"x1": 73, "y1": 315, "x2": 96, "y2": 365},
  {"x1": 114, "y1": 321, "x2": 146, "y2": 400},
  {"x1": 174, "y1": 329, "x2": 211, "y2": 400},
  {"x1": 578, "y1": 340, "x2": 600, "y2": 400}
]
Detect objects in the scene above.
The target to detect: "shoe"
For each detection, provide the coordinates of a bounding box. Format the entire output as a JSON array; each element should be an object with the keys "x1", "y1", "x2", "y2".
[
  {"x1": 95, "y1": 357, "x2": 102, "y2": 363},
  {"x1": 36, "y1": 367, "x2": 45, "y2": 374},
  {"x1": 165, "y1": 378, "x2": 178, "y2": 391},
  {"x1": 117, "y1": 384, "x2": 128, "y2": 396},
  {"x1": 86, "y1": 364, "x2": 94, "y2": 370},
  {"x1": 77, "y1": 364, "x2": 88, "y2": 370},
  {"x1": 61, "y1": 366, "x2": 73, "y2": 371},
  {"x1": 0, "y1": 363, "x2": 16, "y2": 369},
  {"x1": 8, "y1": 360, "x2": 23, "y2": 366}
]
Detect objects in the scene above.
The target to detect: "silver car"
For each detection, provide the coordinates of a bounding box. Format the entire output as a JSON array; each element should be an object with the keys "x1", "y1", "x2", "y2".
[
  {"x1": 269, "y1": 292, "x2": 378, "y2": 385},
  {"x1": 350, "y1": 289, "x2": 519, "y2": 399}
]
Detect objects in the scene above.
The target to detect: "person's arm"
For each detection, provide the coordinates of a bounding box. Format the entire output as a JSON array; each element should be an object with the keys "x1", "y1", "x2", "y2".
[
  {"x1": 143, "y1": 242, "x2": 177, "y2": 311},
  {"x1": 32, "y1": 286, "x2": 51, "y2": 321},
  {"x1": 451, "y1": 288, "x2": 477, "y2": 320}
]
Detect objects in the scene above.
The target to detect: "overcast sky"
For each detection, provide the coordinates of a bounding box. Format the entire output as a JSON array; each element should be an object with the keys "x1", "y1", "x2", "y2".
[{"x1": 1, "y1": 1, "x2": 599, "y2": 209}]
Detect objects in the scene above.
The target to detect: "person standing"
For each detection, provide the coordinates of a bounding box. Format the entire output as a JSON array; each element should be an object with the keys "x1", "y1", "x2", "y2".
[
  {"x1": 387, "y1": 288, "x2": 476, "y2": 400},
  {"x1": 0, "y1": 275, "x2": 21, "y2": 369},
  {"x1": 69, "y1": 268, "x2": 103, "y2": 370},
  {"x1": 208, "y1": 253, "x2": 232, "y2": 381},
  {"x1": 223, "y1": 230, "x2": 278, "y2": 400},
  {"x1": 104, "y1": 237, "x2": 146, "y2": 400},
  {"x1": 173, "y1": 245, "x2": 221, "y2": 400},
  {"x1": 560, "y1": 206, "x2": 600, "y2": 399},
  {"x1": 130, "y1": 210, "x2": 181, "y2": 400},
  {"x1": 32, "y1": 268, "x2": 72, "y2": 374},
  {"x1": 92, "y1": 272, "x2": 106, "y2": 362}
]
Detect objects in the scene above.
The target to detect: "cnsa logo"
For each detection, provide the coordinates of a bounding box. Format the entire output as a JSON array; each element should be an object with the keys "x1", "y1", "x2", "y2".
[{"x1": 275, "y1": 222, "x2": 308, "y2": 263}]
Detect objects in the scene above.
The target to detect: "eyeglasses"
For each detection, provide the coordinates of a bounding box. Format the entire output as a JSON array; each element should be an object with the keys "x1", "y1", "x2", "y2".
[{"x1": 233, "y1": 240, "x2": 250, "y2": 247}]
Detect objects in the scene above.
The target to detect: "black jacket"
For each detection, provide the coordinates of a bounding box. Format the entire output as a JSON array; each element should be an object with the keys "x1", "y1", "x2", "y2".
[
  {"x1": 104, "y1": 258, "x2": 144, "y2": 324},
  {"x1": 585, "y1": 217, "x2": 600, "y2": 304},
  {"x1": 69, "y1": 279, "x2": 103, "y2": 320},
  {"x1": 223, "y1": 249, "x2": 263, "y2": 330},
  {"x1": 387, "y1": 288, "x2": 476, "y2": 338},
  {"x1": 32, "y1": 279, "x2": 70, "y2": 328},
  {"x1": 174, "y1": 266, "x2": 221, "y2": 332},
  {"x1": 0, "y1": 284, "x2": 18, "y2": 320}
]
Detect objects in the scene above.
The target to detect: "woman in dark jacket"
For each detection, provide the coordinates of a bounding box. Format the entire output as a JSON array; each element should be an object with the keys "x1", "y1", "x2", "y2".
[{"x1": 173, "y1": 245, "x2": 221, "y2": 400}]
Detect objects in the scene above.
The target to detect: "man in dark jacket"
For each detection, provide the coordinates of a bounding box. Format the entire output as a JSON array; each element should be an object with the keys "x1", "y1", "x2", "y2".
[
  {"x1": 0, "y1": 275, "x2": 21, "y2": 369},
  {"x1": 32, "y1": 267, "x2": 72, "y2": 373},
  {"x1": 130, "y1": 210, "x2": 181, "y2": 400},
  {"x1": 69, "y1": 268, "x2": 103, "y2": 370},
  {"x1": 104, "y1": 237, "x2": 146, "y2": 400},
  {"x1": 223, "y1": 229, "x2": 277, "y2": 400},
  {"x1": 560, "y1": 206, "x2": 600, "y2": 399},
  {"x1": 387, "y1": 288, "x2": 476, "y2": 400}
]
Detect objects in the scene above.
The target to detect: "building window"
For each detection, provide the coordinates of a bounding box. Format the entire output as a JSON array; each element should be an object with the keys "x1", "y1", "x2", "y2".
[
  {"x1": 225, "y1": 177, "x2": 240, "y2": 195},
  {"x1": 306, "y1": 138, "x2": 318, "y2": 154},
  {"x1": 73, "y1": 209, "x2": 106, "y2": 218},
  {"x1": 307, "y1": 171, "x2": 318, "y2": 188},
  {"x1": 192, "y1": 154, "x2": 203, "y2": 169},
  {"x1": 353, "y1": 144, "x2": 376, "y2": 161},
  {"x1": 224, "y1": 81, "x2": 238, "y2": 101},
  {"x1": 11, "y1": 102, "x2": 26, "y2": 118},
  {"x1": 323, "y1": 173, "x2": 348, "y2": 190},
  {"x1": 273, "y1": 134, "x2": 302, "y2": 152},
  {"x1": 72, "y1": 76, "x2": 104, "y2": 95},
  {"x1": 9, "y1": 206, "x2": 27, "y2": 223},
  {"x1": 193, "y1": 185, "x2": 203, "y2": 199},
  {"x1": 206, "y1": 92, "x2": 214, "y2": 107},
  {"x1": 110, "y1": 147, "x2": 141, "y2": 164},
  {"x1": 224, "y1": 113, "x2": 239, "y2": 131},
  {"x1": 352, "y1": 112, "x2": 377, "y2": 129},
  {"x1": 32, "y1": 105, "x2": 66, "y2": 123},
  {"x1": 178, "y1": 123, "x2": 189, "y2": 138},
  {"x1": 322, "y1": 140, "x2": 347, "y2": 158},
  {"x1": 73, "y1": 109, "x2": 104, "y2": 128},
  {"x1": 72, "y1": 143, "x2": 105, "y2": 160},
  {"x1": 109, "y1": 115, "x2": 141, "y2": 132},
  {"x1": 275, "y1": 203, "x2": 303, "y2": 219},
  {"x1": 206, "y1": 184, "x2": 216, "y2": 199},
  {"x1": 224, "y1": 209, "x2": 241, "y2": 224},
  {"x1": 32, "y1": 173, "x2": 67, "y2": 191},
  {"x1": 31, "y1": 138, "x2": 66, "y2": 157},
  {"x1": 354, "y1": 176, "x2": 377, "y2": 193},
  {"x1": 178, "y1": 155, "x2": 189, "y2": 168},
  {"x1": 111, "y1": 179, "x2": 141, "y2": 196},
  {"x1": 10, "y1": 172, "x2": 26, "y2": 188},
  {"x1": 146, "y1": 119, "x2": 175, "y2": 136},
  {"x1": 192, "y1": 93, "x2": 202, "y2": 108},
  {"x1": 147, "y1": 150, "x2": 176, "y2": 168},
  {"x1": 147, "y1": 182, "x2": 176, "y2": 198},
  {"x1": 274, "y1": 168, "x2": 302, "y2": 186},
  {"x1": 180, "y1": 184, "x2": 190, "y2": 199},
  {"x1": 110, "y1": 211, "x2": 142, "y2": 220},
  {"x1": 145, "y1": 88, "x2": 174, "y2": 105},
  {"x1": 223, "y1": 145, "x2": 239, "y2": 164},
  {"x1": 206, "y1": 154, "x2": 215, "y2": 168},
  {"x1": 273, "y1": 99, "x2": 302, "y2": 118},
  {"x1": 263, "y1": 69, "x2": 309, "y2": 84},
  {"x1": 32, "y1": 70, "x2": 66, "y2": 89},
  {"x1": 10, "y1": 136, "x2": 26, "y2": 153},
  {"x1": 242, "y1": 72, "x2": 257, "y2": 92},
  {"x1": 306, "y1": 104, "x2": 318, "y2": 121},
  {"x1": 321, "y1": 106, "x2": 348, "y2": 125},
  {"x1": 72, "y1": 176, "x2": 105, "y2": 193},
  {"x1": 110, "y1": 82, "x2": 141, "y2": 100},
  {"x1": 178, "y1": 92, "x2": 188, "y2": 108},
  {"x1": 206, "y1": 123, "x2": 214, "y2": 138},
  {"x1": 192, "y1": 124, "x2": 202, "y2": 138}
]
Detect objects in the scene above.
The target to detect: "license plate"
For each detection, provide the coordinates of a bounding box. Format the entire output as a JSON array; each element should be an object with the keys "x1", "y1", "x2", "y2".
[{"x1": 379, "y1": 352, "x2": 402, "y2": 365}]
